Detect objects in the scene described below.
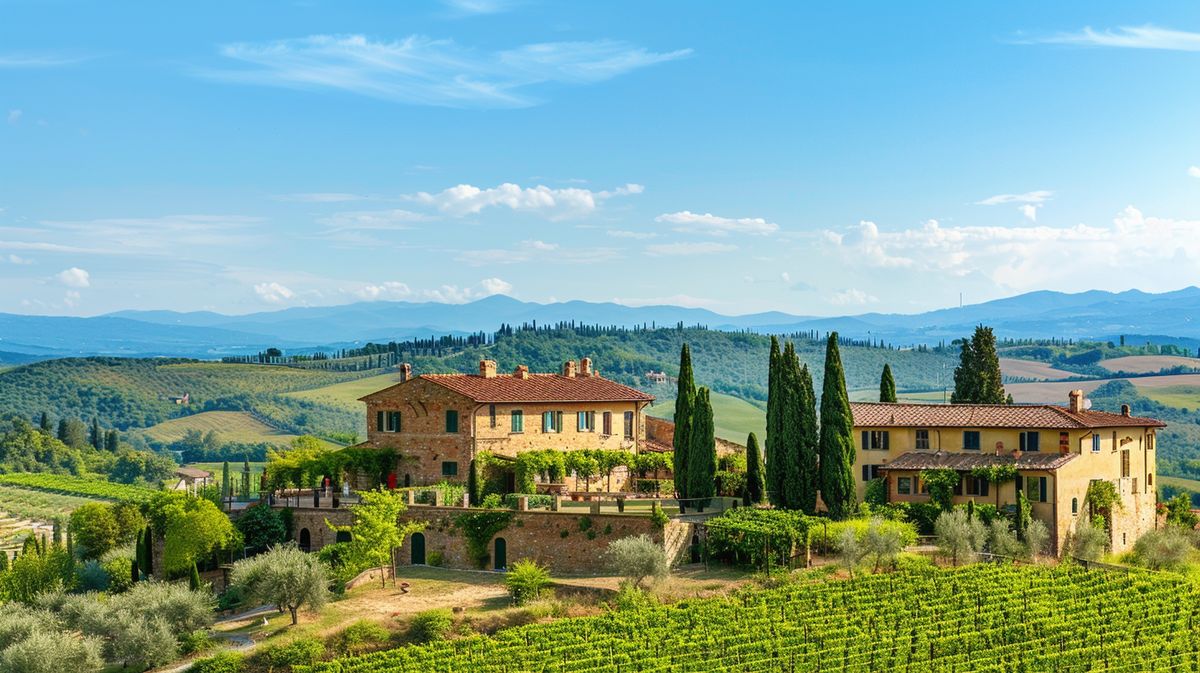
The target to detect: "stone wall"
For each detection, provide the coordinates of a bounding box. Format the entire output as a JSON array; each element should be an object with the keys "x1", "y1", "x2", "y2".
[
  {"x1": 285, "y1": 504, "x2": 687, "y2": 575},
  {"x1": 362, "y1": 377, "x2": 476, "y2": 485}
]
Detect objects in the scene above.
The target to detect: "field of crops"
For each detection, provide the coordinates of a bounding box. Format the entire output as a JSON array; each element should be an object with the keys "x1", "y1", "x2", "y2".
[
  {"x1": 141, "y1": 410, "x2": 315, "y2": 446},
  {"x1": 0, "y1": 473, "x2": 158, "y2": 503},
  {"x1": 283, "y1": 371, "x2": 405, "y2": 413},
  {"x1": 298, "y1": 564, "x2": 1200, "y2": 673},
  {"x1": 0, "y1": 483, "x2": 99, "y2": 522},
  {"x1": 1100, "y1": 355, "x2": 1200, "y2": 374}
]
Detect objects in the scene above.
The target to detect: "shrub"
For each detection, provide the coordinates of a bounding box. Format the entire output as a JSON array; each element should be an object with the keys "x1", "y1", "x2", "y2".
[
  {"x1": 481, "y1": 493, "x2": 506, "y2": 509},
  {"x1": 1024, "y1": 519, "x2": 1050, "y2": 559},
  {"x1": 862, "y1": 517, "x2": 907, "y2": 572},
  {"x1": 1068, "y1": 516, "x2": 1108, "y2": 561},
  {"x1": 988, "y1": 518, "x2": 1024, "y2": 558},
  {"x1": 1133, "y1": 528, "x2": 1193, "y2": 570},
  {"x1": 75, "y1": 560, "x2": 109, "y2": 592},
  {"x1": 333, "y1": 620, "x2": 389, "y2": 655},
  {"x1": 649, "y1": 503, "x2": 669, "y2": 529},
  {"x1": 180, "y1": 630, "x2": 217, "y2": 655},
  {"x1": 935, "y1": 509, "x2": 986, "y2": 566},
  {"x1": 505, "y1": 559, "x2": 552, "y2": 606},
  {"x1": 189, "y1": 650, "x2": 244, "y2": 673},
  {"x1": 258, "y1": 636, "x2": 326, "y2": 669},
  {"x1": 904, "y1": 502, "x2": 942, "y2": 535},
  {"x1": 407, "y1": 609, "x2": 453, "y2": 644},
  {"x1": 502, "y1": 494, "x2": 554, "y2": 510},
  {"x1": 604, "y1": 535, "x2": 669, "y2": 588},
  {"x1": 863, "y1": 478, "x2": 888, "y2": 506},
  {"x1": 0, "y1": 630, "x2": 104, "y2": 673},
  {"x1": 612, "y1": 583, "x2": 657, "y2": 611},
  {"x1": 836, "y1": 527, "x2": 864, "y2": 577},
  {"x1": 815, "y1": 518, "x2": 918, "y2": 554},
  {"x1": 426, "y1": 551, "x2": 445, "y2": 567}
]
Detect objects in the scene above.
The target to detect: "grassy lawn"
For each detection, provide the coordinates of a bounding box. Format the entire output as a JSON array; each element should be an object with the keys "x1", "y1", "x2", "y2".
[
  {"x1": 284, "y1": 371, "x2": 405, "y2": 413},
  {"x1": 1141, "y1": 384, "x2": 1200, "y2": 410},
  {"x1": 142, "y1": 410, "x2": 328, "y2": 446},
  {"x1": 647, "y1": 391, "x2": 765, "y2": 444}
]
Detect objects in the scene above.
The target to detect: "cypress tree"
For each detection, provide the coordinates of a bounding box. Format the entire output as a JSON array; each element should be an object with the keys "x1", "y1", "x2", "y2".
[
  {"x1": 673, "y1": 344, "x2": 696, "y2": 500},
  {"x1": 90, "y1": 417, "x2": 102, "y2": 449},
  {"x1": 796, "y1": 364, "x2": 819, "y2": 513},
  {"x1": 104, "y1": 429, "x2": 119, "y2": 452},
  {"x1": 952, "y1": 325, "x2": 1006, "y2": 404},
  {"x1": 744, "y1": 432, "x2": 765, "y2": 505},
  {"x1": 818, "y1": 332, "x2": 857, "y2": 520},
  {"x1": 135, "y1": 528, "x2": 145, "y2": 577},
  {"x1": 52, "y1": 518, "x2": 62, "y2": 546},
  {"x1": 879, "y1": 364, "x2": 897, "y2": 403},
  {"x1": 131, "y1": 557, "x2": 140, "y2": 584},
  {"x1": 765, "y1": 337, "x2": 784, "y2": 507},
  {"x1": 189, "y1": 561, "x2": 202, "y2": 591},
  {"x1": 777, "y1": 342, "x2": 803, "y2": 510},
  {"x1": 242, "y1": 459, "x2": 252, "y2": 497},
  {"x1": 221, "y1": 461, "x2": 231, "y2": 501},
  {"x1": 38, "y1": 412, "x2": 51, "y2": 433},
  {"x1": 686, "y1": 387, "x2": 716, "y2": 507},
  {"x1": 56, "y1": 418, "x2": 69, "y2": 444}
]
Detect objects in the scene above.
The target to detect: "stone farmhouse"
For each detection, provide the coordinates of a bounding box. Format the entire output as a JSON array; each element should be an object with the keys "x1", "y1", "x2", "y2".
[
  {"x1": 355, "y1": 359, "x2": 656, "y2": 488},
  {"x1": 852, "y1": 390, "x2": 1165, "y2": 555}
]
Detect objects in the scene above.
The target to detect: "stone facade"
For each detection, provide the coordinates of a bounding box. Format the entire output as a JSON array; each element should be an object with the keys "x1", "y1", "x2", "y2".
[
  {"x1": 356, "y1": 360, "x2": 655, "y2": 488},
  {"x1": 286, "y1": 504, "x2": 689, "y2": 574}
]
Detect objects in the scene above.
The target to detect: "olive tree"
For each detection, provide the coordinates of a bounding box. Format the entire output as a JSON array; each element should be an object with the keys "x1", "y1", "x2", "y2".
[
  {"x1": 231, "y1": 544, "x2": 329, "y2": 625},
  {"x1": 0, "y1": 630, "x2": 103, "y2": 673},
  {"x1": 1133, "y1": 527, "x2": 1193, "y2": 570},
  {"x1": 863, "y1": 517, "x2": 906, "y2": 572},
  {"x1": 604, "y1": 535, "x2": 668, "y2": 588},
  {"x1": 1024, "y1": 519, "x2": 1050, "y2": 559},
  {"x1": 935, "y1": 509, "x2": 986, "y2": 566},
  {"x1": 1067, "y1": 516, "x2": 1108, "y2": 561}
]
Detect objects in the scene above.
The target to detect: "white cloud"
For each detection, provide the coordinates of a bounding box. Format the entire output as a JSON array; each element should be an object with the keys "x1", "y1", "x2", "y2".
[
  {"x1": 254, "y1": 281, "x2": 295, "y2": 303},
  {"x1": 1024, "y1": 25, "x2": 1200, "y2": 51},
  {"x1": 317, "y1": 209, "x2": 427, "y2": 230},
  {"x1": 353, "y1": 281, "x2": 412, "y2": 301},
  {"x1": 644, "y1": 242, "x2": 737, "y2": 257},
  {"x1": 409, "y1": 182, "x2": 642, "y2": 219},
  {"x1": 274, "y1": 192, "x2": 368, "y2": 203},
  {"x1": 3, "y1": 254, "x2": 32, "y2": 265},
  {"x1": 1018, "y1": 204, "x2": 1039, "y2": 222},
  {"x1": 821, "y1": 207, "x2": 1200, "y2": 293},
  {"x1": 975, "y1": 190, "x2": 1053, "y2": 206},
  {"x1": 606, "y1": 229, "x2": 656, "y2": 240},
  {"x1": 63, "y1": 290, "x2": 81, "y2": 308},
  {"x1": 6, "y1": 109, "x2": 20, "y2": 125},
  {"x1": 203, "y1": 34, "x2": 691, "y2": 108},
  {"x1": 829, "y1": 288, "x2": 878, "y2": 306},
  {"x1": 480, "y1": 277, "x2": 513, "y2": 295},
  {"x1": 456, "y1": 240, "x2": 613, "y2": 266},
  {"x1": 57, "y1": 267, "x2": 90, "y2": 288},
  {"x1": 654, "y1": 211, "x2": 779, "y2": 236},
  {"x1": 1189, "y1": 166, "x2": 1200, "y2": 178},
  {"x1": 0, "y1": 53, "x2": 90, "y2": 68}
]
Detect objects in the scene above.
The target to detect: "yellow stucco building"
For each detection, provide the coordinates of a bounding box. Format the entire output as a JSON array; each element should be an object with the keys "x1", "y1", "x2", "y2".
[{"x1": 852, "y1": 390, "x2": 1165, "y2": 555}]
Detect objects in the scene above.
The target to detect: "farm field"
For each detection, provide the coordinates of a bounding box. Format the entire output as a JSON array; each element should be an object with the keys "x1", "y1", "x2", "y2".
[
  {"x1": 998, "y1": 357, "x2": 1076, "y2": 380},
  {"x1": 1006, "y1": 373, "x2": 1200, "y2": 405},
  {"x1": 0, "y1": 473, "x2": 158, "y2": 503},
  {"x1": 1140, "y1": 384, "x2": 1200, "y2": 410},
  {"x1": 299, "y1": 563, "x2": 1200, "y2": 673},
  {"x1": 0, "y1": 483, "x2": 98, "y2": 522},
  {"x1": 141, "y1": 410, "x2": 325, "y2": 446},
  {"x1": 283, "y1": 370, "x2": 405, "y2": 412},
  {"x1": 1100, "y1": 355, "x2": 1200, "y2": 374},
  {"x1": 647, "y1": 391, "x2": 765, "y2": 444},
  {"x1": 1159, "y1": 475, "x2": 1200, "y2": 494}
]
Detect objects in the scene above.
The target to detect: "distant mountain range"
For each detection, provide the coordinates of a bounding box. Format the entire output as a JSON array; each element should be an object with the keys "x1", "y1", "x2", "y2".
[{"x1": 2, "y1": 287, "x2": 1199, "y2": 361}]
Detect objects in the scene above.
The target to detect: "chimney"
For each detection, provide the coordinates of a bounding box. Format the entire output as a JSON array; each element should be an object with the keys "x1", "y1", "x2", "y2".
[
  {"x1": 1068, "y1": 389, "x2": 1084, "y2": 414},
  {"x1": 563, "y1": 360, "x2": 578, "y2": 378},
  {"x1": 1121, "y1": 404, "x2": 1131, "y2": 417},
  {"x1": 580, "y1": 357, "x2": 593, "y2": 377},
  {"x1": 514, "y1": 365, "x2": 530, "y2": 380},
  {"x1": 399, "y1": 363, "x2": 412, "y2": 382},
  {"x1": 479, "y1": 359, "x2": 497, "y2": 379}
]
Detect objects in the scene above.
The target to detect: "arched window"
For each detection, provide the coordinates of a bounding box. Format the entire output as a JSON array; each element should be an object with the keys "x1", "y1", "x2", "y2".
[
  {"x1": 299, "y1": 528, "x2": 311, "y2": 552},
  {"x1": 1071, "y1": 497, "x2": 1078, "y2": 515}
]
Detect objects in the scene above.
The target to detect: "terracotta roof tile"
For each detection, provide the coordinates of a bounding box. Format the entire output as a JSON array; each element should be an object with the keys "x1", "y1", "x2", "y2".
[
  {"x1": 877, "y1": 450, "x2": 1077, "y2": 472},
  {"x1": 850, "y1": 402, "x2": 1165, "y2": 430},
  {"x1": 414, "y1": 373, "x2": 654, "y2": 404}
]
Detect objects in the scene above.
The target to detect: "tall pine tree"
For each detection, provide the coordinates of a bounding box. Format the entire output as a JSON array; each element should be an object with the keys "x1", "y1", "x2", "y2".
[
  {"x1": 818, "y1": 332, "x2": 857, "y2": 520},
  {"x1": 777, "y1": 342, "x2": 804, "y2": 510},
  {"x1": 744, "y1": 432, "x2": 765, "y2": 505},
  {"x1": 765, "y1": 337, "x2": 784, "y2": 507},
  {"x1": 796, "y1": 364, "x2": 819, "y2": 513},
  {"x1": 686, "y1": 387, "x2": 717, "y2": 506},
  {"x1": 951, "y1": 325, "x2": 1006, "y2": 404},
  {"x1": 90, "y1": 417, "x2": 102, "y2": 449},
  {"x1": 879, "y1": 364, "x2": 897, "y2": 402},
  {"x1": 672, "y1": 344, "x2": 696, "y2": 500}
]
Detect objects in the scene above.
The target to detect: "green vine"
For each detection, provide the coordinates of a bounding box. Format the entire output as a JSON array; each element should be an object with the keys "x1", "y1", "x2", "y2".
[
  {"x1": 919, "y1": 469, "x2": 960, "y2": 511},
  {"x1": 1084, "y1": 480, "x2": 1123, "y2": 531},
  {"x1": 455, "y1": 510, "x2": 513, "y2": 568}
]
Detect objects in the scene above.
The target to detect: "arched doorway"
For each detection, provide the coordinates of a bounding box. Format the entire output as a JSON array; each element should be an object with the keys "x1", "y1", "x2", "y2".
[
  {"x1": 404, "y1": 473, "x2": 412, "y2": 487},
  {"x1": 299, "y1": 528, "x2": 311, "y2": 552},
  {"x1": 493, "y1": 537, "x2": 507, "y2": 570},
  {"x1": 411, "y1": 532, "x2": 426, "y2": 565},
  {"x1": 335, "y1": 530, "x2": 352, "y2": 544}
]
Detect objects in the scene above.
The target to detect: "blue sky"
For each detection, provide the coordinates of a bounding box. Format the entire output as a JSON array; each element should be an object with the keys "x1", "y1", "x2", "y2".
[{"x1": 2, "y1": 1, "x2": 1199, "y2": 317}]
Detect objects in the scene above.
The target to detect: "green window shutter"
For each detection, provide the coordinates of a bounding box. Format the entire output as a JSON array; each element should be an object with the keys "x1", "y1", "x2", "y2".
[
  {"x1": 1039, "y1": 477, "x2": 1047, "y2": 502},
  {"x1": 376, "y1": 411, "x2": 384, "y2": 433},
  {"x1": 882, "y1": 431, "x2": 889, "y2": 451},
  {"x1": 555, "y1": 411, "x2": 563, "y2": 433},
  {"x1": 578, "y1": 411, "x2": 586, "y2": 430},
  {"x1": 446, "y1": 410, "x2": 458, "y2": 433},
  {"x1": 543, "y1": 411, "x2": 552, "y2": 431},
  {"x1": 511, "y1": 411, "x2": 523, "y2": 432},
  {"x1": 861, "y1": 431, "x2": 869, "y2": 449}
]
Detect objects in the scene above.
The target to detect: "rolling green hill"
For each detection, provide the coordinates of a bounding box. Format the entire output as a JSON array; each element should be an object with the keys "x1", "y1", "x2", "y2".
[
  {"x1": 140, "y1": 410, "x2": 337, "y2": 448},
  {"x1": 646, "y1": 392, "x2": 766, "y2": 445}
]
